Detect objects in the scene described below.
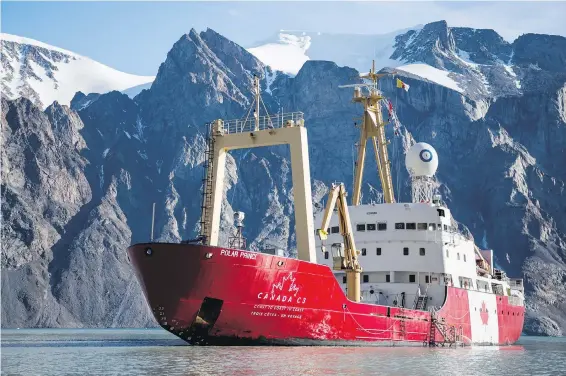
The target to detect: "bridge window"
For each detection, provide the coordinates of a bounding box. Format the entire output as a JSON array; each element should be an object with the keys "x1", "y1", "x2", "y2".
[
  {"x1": 378, "y1": 222, "x2": 387, "y2": 231},
  {"x1": 367, "y1": 223, "x2": 376, "y2": 231},
  {"x1": 376, "y1": 248, "x2": 382, "y2": 255},
  {"x1": 324, "y1": 251, "x2": 329, "y2": 259},
  {"x1": 437, "y1": 209, "x2": 445, "y2": 217},
  {"x1": 326, "y1": 228, "x2": 330, "y2": 234},
  {"x1": 361, "y1": 248, "x2": 367, "y2": 256},
  {"x1": 417, "y1": 223, "x2": 428, "y2": 230},
  {"x1": 420, "y1": 248, "x2": 426, "y2": 256},
  {"x1": 386, "y1": 274, "x2": 390, "y2": 282},
  {"x1": 446, "y1": 249, "x2": 449, "y2": 257},
  {"x1": 463, "y1": 254, "x2": 467, "y2": 262},
  {"x1": 425, "y1": 275, "x2": 430, "y2": 283},
  {"x1": 395, "y1": 222, "x2": 405, "y2": 230},
  {"x1": 331, "y1": 226, "x2": 339, "y2": 234},
  {"x1": 437, "y1": 223, "x2": 442, "y2": 230},
  {"x1": 444, "y1": 224, "x2": 448, "y2": 231},
  {"x1": 409, "y1": 274, "x2": 416, "y2": 283},
  {"x1": 403, "y1": 247, "x2": 409, "y2": 256},
  {"x1": 406, "y1": 223, "x2": 416, "y2": 230},
  {"x1": 363, "y1": 275, "x2": 369, "y2": 283},
  {"x1": 457, "y1": 253, "x2": 460, "y2": 260},
  {"x1": 342, "y1": 276, "x2": 346, "y2": 284},
  {"x1": 356, "y1": 224, "x2": 366, "y2": 232},
  {"x1": 429, "y1": 223, "x2": 436, "y2": 230}
]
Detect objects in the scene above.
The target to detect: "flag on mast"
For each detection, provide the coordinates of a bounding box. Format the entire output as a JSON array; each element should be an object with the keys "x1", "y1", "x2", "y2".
[{"x1": 396, "y1": 78, "x2": 410, "y2": 92}]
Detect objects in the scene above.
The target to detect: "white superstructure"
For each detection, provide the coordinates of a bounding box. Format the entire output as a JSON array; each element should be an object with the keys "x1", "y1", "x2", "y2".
[{"x1": 314, "y1": 142, "x2": 524, "y2": 311}]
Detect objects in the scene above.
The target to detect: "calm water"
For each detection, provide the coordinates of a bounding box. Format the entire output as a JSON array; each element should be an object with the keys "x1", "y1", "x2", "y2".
[{"x1": 2, "y1": 329, "x2": 566, "y2": 376}]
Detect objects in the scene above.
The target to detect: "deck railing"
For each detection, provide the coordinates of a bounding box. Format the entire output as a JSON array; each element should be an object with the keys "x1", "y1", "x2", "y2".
[{"x1": 218, "y1": 112, "x2": 305, "y2": 134}]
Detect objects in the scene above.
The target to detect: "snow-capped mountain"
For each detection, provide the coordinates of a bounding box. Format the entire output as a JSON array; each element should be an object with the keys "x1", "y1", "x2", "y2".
[
  {"x1": 247, "y1": 21, "x2": 556, "y2": 103},
  {"x1": 247, "y1": 28, "x2": 410, "y2": 75},
  {"x1": 245, "y1": 26, "x2": 483, "y2": 94},
  {"x1": 1, "y1": 33, "x2": 154, "y2": 109}
]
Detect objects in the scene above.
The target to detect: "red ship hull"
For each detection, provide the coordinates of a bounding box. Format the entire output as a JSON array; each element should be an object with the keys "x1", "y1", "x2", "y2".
[{"x1": 127, "y1": 243, "x2": 524, "y2": 346}]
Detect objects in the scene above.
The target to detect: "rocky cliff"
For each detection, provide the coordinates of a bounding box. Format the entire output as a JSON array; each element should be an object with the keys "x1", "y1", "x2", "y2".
[{"x1": 2, "y1": 22, "x2": 565, "y2": 335}]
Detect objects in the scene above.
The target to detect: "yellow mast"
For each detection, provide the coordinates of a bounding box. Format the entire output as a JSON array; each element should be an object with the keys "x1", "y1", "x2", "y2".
[{"x1": 349, "y1": 61, "x2": 396, "y2": 205}]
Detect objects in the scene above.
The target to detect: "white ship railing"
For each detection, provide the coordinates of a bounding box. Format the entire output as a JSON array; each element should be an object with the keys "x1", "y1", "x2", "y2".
[{"x1": 218, "y1": 112, "x2": 305, "y2": 134}]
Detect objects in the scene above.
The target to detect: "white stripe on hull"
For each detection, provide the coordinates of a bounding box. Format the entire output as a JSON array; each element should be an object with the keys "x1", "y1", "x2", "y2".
[{"x1": 467, "y1": 290, "x2": 499, "y2": 344}]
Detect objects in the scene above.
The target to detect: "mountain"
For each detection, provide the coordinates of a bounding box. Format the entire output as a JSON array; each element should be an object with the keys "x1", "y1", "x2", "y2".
[
  {"x1": 247, "y1": 28, "x2": 415, "y2": 75},
  {"x1": 247, "y1": 22, "x2": 557, "y2": 101},
  {"x1": 2, "y1": 22, "x2": 566, "y2": 336},
  {"x1": 1, "y1": 33, "x2": 155, "y2": 109}
]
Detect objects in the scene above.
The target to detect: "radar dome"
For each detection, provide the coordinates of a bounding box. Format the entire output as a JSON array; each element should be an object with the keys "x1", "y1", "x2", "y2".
[{"x1": 405, "y1": 142, "x2": 438, "y2": 177}]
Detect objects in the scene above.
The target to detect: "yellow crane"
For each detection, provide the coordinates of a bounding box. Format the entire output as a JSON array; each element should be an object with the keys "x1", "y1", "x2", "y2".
[
  {"x1": 340, "y1": 61, "x2": 396, "y2": 205},
  {"x1": 317, "y1": 183, "x2": 362, "y2": 302}
]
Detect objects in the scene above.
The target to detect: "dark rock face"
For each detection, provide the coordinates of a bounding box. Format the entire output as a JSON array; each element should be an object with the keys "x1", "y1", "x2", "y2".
[
  {"x1": 513, "y1": 34, "x2": 566, "y2": 72},
  {"x1": 452, "y1": 27, "x2": 512, "y2": 65},
  {"x1": 2, "y1": 22, "x2": 565, "y2": 336}
]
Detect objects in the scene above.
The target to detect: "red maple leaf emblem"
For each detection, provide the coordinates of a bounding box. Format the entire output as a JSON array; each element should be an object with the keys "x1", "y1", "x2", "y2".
[{"x1": 480, "y1": 301, "x2": 489, "y2": 325}]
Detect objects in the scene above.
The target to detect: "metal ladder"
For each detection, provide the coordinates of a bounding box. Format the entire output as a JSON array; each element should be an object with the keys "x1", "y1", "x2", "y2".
[
  {"x1": 412, "y1": 284, "x2": 430, "y2": 310},
  {"x1": 415, "y1": 296, "x2": 428, "y2": 310},
  {"x1": 428, "y1": 318, "x2": 436, "y2": 346},
  {"x1": 428, "y1": 311, "x2": 461, "y2": 347},
  {"x1": 199, "y1": 123, "x2": 215, "y2": 243}
]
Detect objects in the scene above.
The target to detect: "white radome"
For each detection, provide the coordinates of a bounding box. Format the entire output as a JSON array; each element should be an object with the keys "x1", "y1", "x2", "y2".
[
  {"x1": 405, "y1": 142, "x2": 438, "y2": 177},
  {"x1": 234, "y1": 211, "x2": 245, "y2": 227}
]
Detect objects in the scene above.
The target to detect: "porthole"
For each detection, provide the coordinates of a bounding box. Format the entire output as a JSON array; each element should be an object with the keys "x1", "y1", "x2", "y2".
[{"x1": 145, "y1": 247, "x2": 153, "y2": 256}]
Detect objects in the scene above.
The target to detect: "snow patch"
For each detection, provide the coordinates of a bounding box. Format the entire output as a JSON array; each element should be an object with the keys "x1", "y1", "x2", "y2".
[
  {"x1": 99, "y1": 165, "x2": 104, "y2": 189},
  {"x1": 133, "y1": 116, "x2": 146, "y2": 142},
  {"x1": 1, "y1": 33, "x2": 154, "y2": 108},
  {"x1": 264, "y1": 68, "x2": 276, "y2": 94},
  {"x1": 102, "y1": 148, "x2": 110, "y2": 158},
  {"x1": 248, "y1": 33, "x2": 311, "y2": 75},
  {"x1": 137, "y1": 150, "x2": 148, "y2": 160},
  {"x1": 404, "y1": 28, "x2": 422, "y2": 49},
  {"x1": 77, "y1": 99, "x2": 93, "y2": 111},
  {"x1": 456, "y1": 49, "x2": 478, "y2": 68},
  {"x1": 123, "y1": 130, "x2": 131, "y2": 139},
  {"x1": 500, "y1": 62, "x2": 521, "y2": 89},
  {"x1": 2, "y1": 33, "x2": 78, "y2": 56},
  {"x1": 396, "y1": 63, "x2": 463, "y2": 93}
]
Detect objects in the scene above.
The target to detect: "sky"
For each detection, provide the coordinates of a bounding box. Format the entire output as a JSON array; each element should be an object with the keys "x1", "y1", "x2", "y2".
[{"x1": 2, "y1": 1, "x2": 566, "y2": 76}]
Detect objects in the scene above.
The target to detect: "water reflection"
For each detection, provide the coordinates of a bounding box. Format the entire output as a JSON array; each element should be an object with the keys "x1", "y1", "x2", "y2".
[{"x1": 1, "y1": 330, "x2": 564, "y2": 376}]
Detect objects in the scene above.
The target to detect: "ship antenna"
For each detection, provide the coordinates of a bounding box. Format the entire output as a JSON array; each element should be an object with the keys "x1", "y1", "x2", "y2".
[{"x1": 241, "y1": 74, "x2": 274, "y2": 130}]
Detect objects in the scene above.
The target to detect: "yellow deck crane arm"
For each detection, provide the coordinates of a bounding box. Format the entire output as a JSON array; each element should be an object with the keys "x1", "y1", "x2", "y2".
[{"x1": 317, "y1": 183, "x2": 362, "y2": 302}]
